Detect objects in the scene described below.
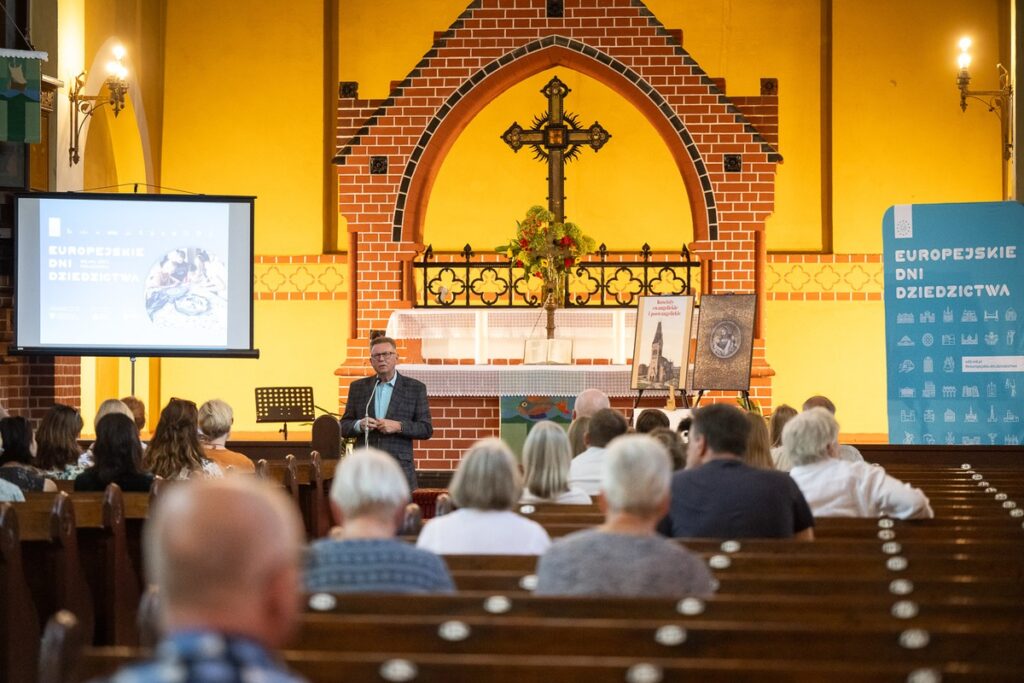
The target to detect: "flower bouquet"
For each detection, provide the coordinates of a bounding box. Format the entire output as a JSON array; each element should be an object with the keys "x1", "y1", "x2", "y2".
[{"x1": 495, "y1": 205, "x2": 596, "y2": 306}]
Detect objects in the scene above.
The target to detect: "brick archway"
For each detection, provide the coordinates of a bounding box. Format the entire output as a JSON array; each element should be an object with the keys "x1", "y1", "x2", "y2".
[
  {"x1": 397, "y1": 38, "x2": 717, "y2": 246},
  {"x1": 334, "y1": 0, "x2": 781, "y2": 415}
]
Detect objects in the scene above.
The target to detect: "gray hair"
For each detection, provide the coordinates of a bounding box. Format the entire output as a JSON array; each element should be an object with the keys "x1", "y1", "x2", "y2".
[
  {"x1": 602, "y1": 435, "x2": 672, "y2": 516},
  {"x1": 574, "y1": 388, "x2": 610, "y2": 418},
  {"x1": 522, "y1": 421, "x2": 572, "y2": 499},
  {"x1": 331, "y1": 448, "x2": 410, "y2": 519},
  {"x1": 450, "y1": 438, "x2": 522, "y2": 511},
  {"x1": 94, "y1": 399, "x2": 135, "y2": 432},
  {"x1": 782, "y1": 407, "x2": 839, "y2": 467},
  {"x1": 198, "y1": 399, "x2": 233, "y2": 440}
]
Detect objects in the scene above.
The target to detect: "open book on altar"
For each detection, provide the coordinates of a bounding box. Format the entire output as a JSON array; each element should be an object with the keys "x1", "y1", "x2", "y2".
[{"x1": 524, "y1": 338, "x2": 573, "y2": 365}]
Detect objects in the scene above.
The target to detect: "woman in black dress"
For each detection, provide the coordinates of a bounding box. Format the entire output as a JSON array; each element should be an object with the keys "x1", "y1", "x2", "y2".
[{"x1": 75, "y1": 413, "x2": 155, "y2": 493}]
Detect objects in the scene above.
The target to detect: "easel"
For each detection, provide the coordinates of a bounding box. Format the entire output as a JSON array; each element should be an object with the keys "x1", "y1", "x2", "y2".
[{"x1": 255, "y1": 386, "x2": 315, "y2": 440}]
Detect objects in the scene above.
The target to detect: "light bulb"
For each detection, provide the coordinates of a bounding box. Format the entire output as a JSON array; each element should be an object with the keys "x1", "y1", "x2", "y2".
[
  {"x1": 957, "y1": 52, "x2": 971, "y2": 70},
  {"x1": 958, "y1": 37, "x2": 972, "y2": 51},
  {"x1": 112, "y1": 44, "x2": 126, "y2": 60}
]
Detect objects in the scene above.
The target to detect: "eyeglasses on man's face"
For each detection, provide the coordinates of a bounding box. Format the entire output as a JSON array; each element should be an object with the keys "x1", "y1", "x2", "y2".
[{"x1": 370, "y1": 351, "x2": 396, "y2": 361}]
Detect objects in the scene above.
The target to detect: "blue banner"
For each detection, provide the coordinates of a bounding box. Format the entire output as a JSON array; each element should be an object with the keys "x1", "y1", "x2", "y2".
[{"x1": 883, "y1": 202, "x2": 1024, "y2": 446}]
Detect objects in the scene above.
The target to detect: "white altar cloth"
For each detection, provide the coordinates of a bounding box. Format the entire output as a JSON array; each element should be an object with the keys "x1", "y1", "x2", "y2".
[
  {"x1": 387, "y1": 308, "x2": 638, "y2": 363},
  {"x1": 397, "y1": 364, "x2": 661, "y2": 397}
]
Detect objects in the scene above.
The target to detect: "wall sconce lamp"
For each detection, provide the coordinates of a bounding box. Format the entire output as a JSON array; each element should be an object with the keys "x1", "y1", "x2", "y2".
[
  {"x1": 956, "y1": 36, "x2": 1013, "y2": 162},
  {"x1": 68, "y1": 44, "x2": 130, "y2": 166}
]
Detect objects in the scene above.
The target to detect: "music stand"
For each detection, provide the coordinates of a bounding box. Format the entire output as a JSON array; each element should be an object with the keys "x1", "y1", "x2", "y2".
[{"x1": 255, "y1": 387, "x2": 315, "y2": 440}]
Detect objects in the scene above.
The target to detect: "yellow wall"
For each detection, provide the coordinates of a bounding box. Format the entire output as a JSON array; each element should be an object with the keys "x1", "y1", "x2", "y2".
[
  {"x1": 66, "y1": 0, "x2": 1003, "y2": 437},
  {"x1": 832, "y1": 0, "x2": 1004, "y2": 253},
  {"x1": 424, "y1": 68, "x2": 693, "y2": 252},
  {"x1": 766, "y1": 299, "x2": 888, "y2": 436}
]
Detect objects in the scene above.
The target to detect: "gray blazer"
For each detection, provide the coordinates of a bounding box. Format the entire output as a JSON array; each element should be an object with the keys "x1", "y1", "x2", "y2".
[{"x1": 339, "y1": 372, "x2": 433, "y2": 463}]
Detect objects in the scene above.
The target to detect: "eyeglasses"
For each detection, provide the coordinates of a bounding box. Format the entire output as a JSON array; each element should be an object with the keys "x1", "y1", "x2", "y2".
[{"x1": 370, "y1": 352, "x2": 396, "y2": 361}]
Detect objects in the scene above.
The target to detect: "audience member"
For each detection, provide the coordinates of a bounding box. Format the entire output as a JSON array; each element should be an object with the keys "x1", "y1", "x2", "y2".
[
  {"x1": 75, "y1": 414, "x2": 155, "y2": 493},
  {"x1": 536, "y1": 435, "x2": 714, "y2": 597},
  {"x1": 99, "y1": 477, "x2": 307, "y2": 682},
  {"x1": 0, "y1": 433, "x2": 24, "y2": 502},
  {"x1": 520, "y1": 421, "x2": 591, "y2": 505},
  {"x1": 35, "y1": 404, "x2": 87, "y2": 480},
  {"x1": 121, "y1": 395, "x2": 147, "y2": 433},
  {"x1": 743, "y1": 412, "x2": 775, "y2": 470},
  {"x1": 0, "y1": 416, "x2": 56, "y2": 492},
  {"x1": 568, "y1": 408, "x2": 629, "y2": 495},
  {"x1": 802, "y1": 395, "x2": 865, "y2": 463},
  {"x1": 144, "y1": 398, "x2": 223, "y2": 480},
  {"x1": 768, "y1": 404, "x2": 798, "y2": 469},
  {"x1": 786, "y1": 408, "x2": 934, "y2": 519},
  {"x1": 305, "y1": 448, "x2": 454, "y2": 593},
  {"x1": 634, "y1": 408, "x2": 670, "y2": 434},
  {"x1": 417, "y1": 438, "x2": 550, "y2": 555},
  {"x1": 198, "y1": 399, "x2": 256, "y2": 473},
  {"x1": 573, "y1": 388, "x2": 610, "y2": 419},
  {"x1": 566, "y1": 415, "x2": 590, "y2": 457},
  {"x1": 0, "y1": 404, "x2": 8, "y2": 419},
  {"x1": 80, "y1": 398, "x2": 138, "y2": 468},
  {"x1": 659, "y1": 404, "x2": 814, "y2": 540},
  {"x1": 676, "y1": 416, "x2": 693, "y2": 442},
  {"x1": 647, "y1": 427, "x2": 686, "y2": 470}
]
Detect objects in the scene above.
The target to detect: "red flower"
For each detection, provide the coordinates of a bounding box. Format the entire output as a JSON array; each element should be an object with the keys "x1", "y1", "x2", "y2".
[
  {"x1": 564, "y1": 257, "x2": 574, "y2": 268},
  {"x1": 519, "y1": 239, "x2": 529, "y2": 248},
  {"x1": 515, "y1": 260, "x2": 524, "y2": 268},
  {"x1": 560, "y1": 236, "x2": 572, "y2": 246}
]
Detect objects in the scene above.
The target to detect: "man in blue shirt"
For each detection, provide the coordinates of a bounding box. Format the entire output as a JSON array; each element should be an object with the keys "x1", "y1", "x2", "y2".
[
  {"x1": 659, "y1": 403, "x2": 815, "y2": 540},
  {"x1": 341, "y1": 333, "x2": 433, "y2": 489},
  {"x1": 100, "y1": 478, "x2": 308, "y2": 682}
]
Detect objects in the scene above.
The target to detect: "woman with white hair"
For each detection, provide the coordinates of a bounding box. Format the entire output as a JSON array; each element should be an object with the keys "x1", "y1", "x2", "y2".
[
  {"x1": 520, "y1": 421, "x2": 591, "y2": 504},
  {"x1": 417, "y1": 438, "x2": 551, "y2": 555},
  {"x1": 535, "y1": 435, "x2": 714, "y2": 597},
  {"x1": 198, "y1": 399, "x2": 255, "y2": 473},
  {"x1": 305, "y1": 448, "x2": 454, "y2": 593},
  {"x1": 785, "y1": 408, "x2": 933, "y2": 519},
  {"x1": 78, "y1": 398, "x2": 137, "y2": 468}
]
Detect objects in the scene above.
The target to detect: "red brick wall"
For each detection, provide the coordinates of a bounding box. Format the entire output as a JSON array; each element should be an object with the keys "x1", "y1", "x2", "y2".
[
  {"x1": 0, "y1": 245, "x2": 82, "y2": 421},
  {"x1": 334, "y1": 0, "x2": 781, "y2": 468}
]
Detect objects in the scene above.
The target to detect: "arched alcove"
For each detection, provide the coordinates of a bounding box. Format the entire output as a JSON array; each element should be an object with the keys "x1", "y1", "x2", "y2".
[{"x1": 423, "y1": 66, "x2": 694, "y2": 252}]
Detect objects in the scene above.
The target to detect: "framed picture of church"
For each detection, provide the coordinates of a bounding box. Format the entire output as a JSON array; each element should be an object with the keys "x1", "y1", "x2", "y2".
[
  {"x1": 692, "y1": 294, "x2": 756, "y2": 391},
  {"x1": 630, "y1": 296, "x2": 695, "y2": 390}
]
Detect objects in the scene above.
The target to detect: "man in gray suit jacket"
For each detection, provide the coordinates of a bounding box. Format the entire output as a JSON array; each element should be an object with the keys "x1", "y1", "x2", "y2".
[{"x1": 340, "y1": 335, "x2": 433, "y2": 489}]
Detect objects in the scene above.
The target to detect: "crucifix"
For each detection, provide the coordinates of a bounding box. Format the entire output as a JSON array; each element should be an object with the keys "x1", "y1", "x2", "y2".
[{"x1": 500, "y1": 75, "x2": 612, "y2": 224}]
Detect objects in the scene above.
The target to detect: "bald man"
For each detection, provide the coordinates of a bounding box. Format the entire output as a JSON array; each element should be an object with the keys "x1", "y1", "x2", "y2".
[
  {"x1": 573, "y1": 388, "x2": 610, "y2": 419},
  {"x1": 100, "y1": 478, "x2": 307, "y2": 682}
]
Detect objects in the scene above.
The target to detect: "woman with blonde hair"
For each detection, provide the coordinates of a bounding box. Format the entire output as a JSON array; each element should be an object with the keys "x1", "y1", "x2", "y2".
[
  {"x1": 566, "y1": 416, "x2": 590, "y2": 457},
  {"x1": 744, "y1": 412, "x2": 775, "y2": 470},
  {"x1": 143, "y1": 398, "x2": 222, "y2": 480},
  {"x1": 520, "y1": 421, "x2": 591, "y2": 504},
  {"x1": 417, "y1": 438, "x2": 550, "y2": 555}
]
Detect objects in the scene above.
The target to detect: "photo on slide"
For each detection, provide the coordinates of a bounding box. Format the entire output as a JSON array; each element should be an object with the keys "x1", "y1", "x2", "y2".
[{"x1": 144, "y1": 247, "x2": 228, "y2": 329}]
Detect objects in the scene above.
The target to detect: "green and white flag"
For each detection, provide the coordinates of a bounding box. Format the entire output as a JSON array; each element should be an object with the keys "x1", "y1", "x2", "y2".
[{"x1": 0, "y1": 48, "x2": 48, "y2": 143}]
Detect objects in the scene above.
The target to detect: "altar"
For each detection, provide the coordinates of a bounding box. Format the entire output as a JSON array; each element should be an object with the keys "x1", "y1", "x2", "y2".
[{"x1": 386, "y1": 308, "x2": 639, "y2": 366}]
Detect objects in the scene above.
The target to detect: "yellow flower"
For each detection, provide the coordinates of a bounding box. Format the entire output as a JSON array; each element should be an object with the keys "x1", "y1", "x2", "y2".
[
  {"x1": 505, "y1": 248, "x2": 514, "y2": 258},
  {"x1": 540, "y1": 258, "x2": 549, "y2": 268}
]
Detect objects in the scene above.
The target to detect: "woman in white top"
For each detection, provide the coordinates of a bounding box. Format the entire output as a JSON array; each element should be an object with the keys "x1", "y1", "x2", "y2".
[
  {"x1": 785, "y1": 408, "x2": 933, "y2": 520},
  {"x1": 520, "y1": 421, "x2": 591, "y2": 505},
  {"x1": 417, "y1": 438, "x2": 551, "y2": 555}
]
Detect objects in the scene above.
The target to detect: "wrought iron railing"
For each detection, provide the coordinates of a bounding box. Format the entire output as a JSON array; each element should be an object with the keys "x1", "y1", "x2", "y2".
[{"x1": 413, "y1": 243, "x2": 700, "y2": 308}]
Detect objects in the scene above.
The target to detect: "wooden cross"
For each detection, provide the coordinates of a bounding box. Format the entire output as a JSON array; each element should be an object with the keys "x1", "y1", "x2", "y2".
[{"x1": 500, "y1": 76, "x2": 612, "y2": 224}]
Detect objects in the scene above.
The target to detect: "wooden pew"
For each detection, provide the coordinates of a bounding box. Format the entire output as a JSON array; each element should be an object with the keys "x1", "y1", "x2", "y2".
[
  {"x1": 12, "y1": 492, "x2": 95, "y2": 644},
  {"x1": 257, "y1": 454, "x2": 333, "y2": 539},
  {"x1": 44, "y1": 611, "x2": 1024, "y2": 683},
  {"x1": 0, "y1": 503, "x2": 41, "y2": 683},
  {"x1": 23, "y1": 485, "x2": 141, "y2": 646}
]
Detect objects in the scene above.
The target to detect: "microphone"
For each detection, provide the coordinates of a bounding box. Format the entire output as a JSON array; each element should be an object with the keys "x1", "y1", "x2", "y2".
[{"x1": 364, "y1": 377, "x2": 381, "y2": 449}]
